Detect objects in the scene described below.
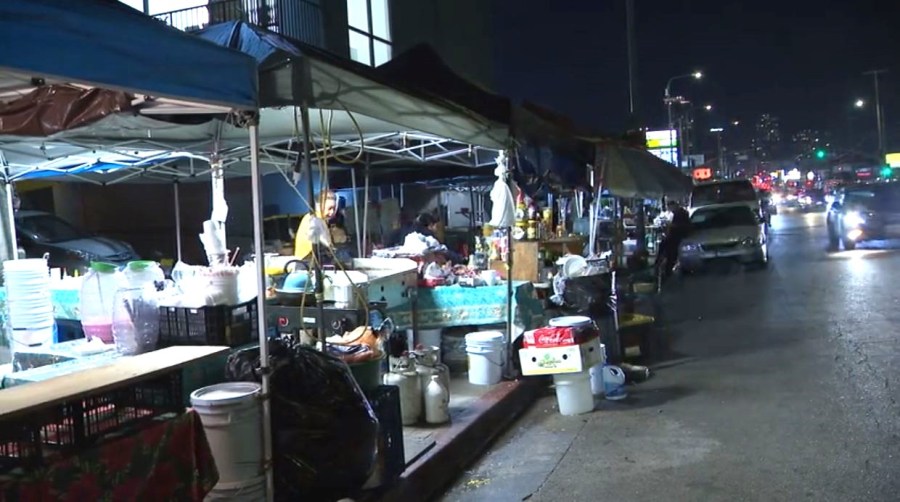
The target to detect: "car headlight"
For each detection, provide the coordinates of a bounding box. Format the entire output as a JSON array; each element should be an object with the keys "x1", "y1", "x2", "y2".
[
  {"x1": 802, "y1": 196, "x2": 812, "y2": 205},
  {"x1": 680, "y1": 243, "x2": 701, "y2": 252},
  {"x1": 740, "y1": 237, "x2": 758, "y2": 247},
  {"x1": 843, "y1": 211, "x2": 865, "y2": 228}
]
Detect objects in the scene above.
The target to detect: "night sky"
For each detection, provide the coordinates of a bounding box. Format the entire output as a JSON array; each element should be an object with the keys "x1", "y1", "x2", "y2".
[{"x1": 492, "y1": 0, "x2": 899, "y2": 149}]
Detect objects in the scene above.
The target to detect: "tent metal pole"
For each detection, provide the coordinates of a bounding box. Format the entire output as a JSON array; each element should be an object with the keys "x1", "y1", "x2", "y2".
[
  {"x1": 173, "y1": 181, "x2": 182, "y2": 263},
  {"x1": 300, "y1": 103, "x2": 328, "y2": 349},
  {"x1": 351, "y1": 167, "x2": 362, "y2": 257},
  {"x1": 362, "y1": 155, "x2": 370, "y2": 254},
  {"x1": 399, "y1": 183, "x2": 405, "y2": 208},
  {"x1": 248, "y1": 123, "x2": 275, "y2": 502}
]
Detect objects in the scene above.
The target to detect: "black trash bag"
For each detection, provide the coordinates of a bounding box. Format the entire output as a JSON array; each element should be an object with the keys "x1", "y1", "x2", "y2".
[
  {"x1": 562, "y1": 274, "x2": 614, "y2": 318},
  {"x1": 225, "y1": 339, "x2": 378, "y2": 501}
]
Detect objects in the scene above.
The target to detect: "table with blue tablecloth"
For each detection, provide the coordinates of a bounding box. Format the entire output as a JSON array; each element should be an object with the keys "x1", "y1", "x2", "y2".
[{"x1": 386, "y1": 281, "x2": 544, "y2": 330}]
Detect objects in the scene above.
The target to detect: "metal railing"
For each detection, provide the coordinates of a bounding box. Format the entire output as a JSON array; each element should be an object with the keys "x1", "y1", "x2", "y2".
[
  {"x1": 155, "y1": 0, "x2": 276, "y2": 32},
  {"x1": 154, "y1": 0, "x2": 323, "y2": 46}
]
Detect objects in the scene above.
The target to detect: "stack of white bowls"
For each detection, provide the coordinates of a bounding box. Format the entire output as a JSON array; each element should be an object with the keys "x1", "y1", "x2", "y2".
[{"x1": 3, "y1": 258, "x2": 54, "y2": 352}]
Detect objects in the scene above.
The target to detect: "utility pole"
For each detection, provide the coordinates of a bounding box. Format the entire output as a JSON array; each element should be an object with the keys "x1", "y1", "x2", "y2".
[
  {"x1": 863, "y1": 69, "x2": 888, "y2": 163},
  {"x1": 625, "y1": 0, "x2": 638, "y2": 122},
  {"x1": 143, "y1": 0, "x2": 150, "y2": 14}
]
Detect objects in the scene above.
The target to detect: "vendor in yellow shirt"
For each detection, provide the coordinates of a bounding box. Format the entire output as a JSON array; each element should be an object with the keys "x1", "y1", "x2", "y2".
[{"x1": 293, "y1": 190, "x2": 349, "y2": 260}]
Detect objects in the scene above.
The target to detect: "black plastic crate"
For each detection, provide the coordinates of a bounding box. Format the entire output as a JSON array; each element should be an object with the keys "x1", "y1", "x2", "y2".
[
  {"x1": 158, "y1": 300, "x2": 257, "y2": 347},
  {"x1": 0, "y1": 371, "x2": 183, "y2": 471},
  {"x1": 365, "y1": 385, "x2": 406, "y2": 484}
]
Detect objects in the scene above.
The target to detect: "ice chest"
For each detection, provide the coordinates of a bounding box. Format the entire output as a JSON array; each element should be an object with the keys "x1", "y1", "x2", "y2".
[{"x1": 519, "y1": 336, "x2": 603, "y2": 376}]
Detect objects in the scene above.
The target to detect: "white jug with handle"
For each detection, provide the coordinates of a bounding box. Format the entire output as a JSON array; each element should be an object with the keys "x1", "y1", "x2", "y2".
[{"x1": 602, "y1": 365, "x2": 628, "y2": 400}]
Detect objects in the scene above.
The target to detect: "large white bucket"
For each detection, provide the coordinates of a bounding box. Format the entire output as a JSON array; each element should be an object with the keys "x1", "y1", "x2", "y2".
[
  {"x1": 191, "y1": 382, "x2": 263, "y2": 487},
  {"x1": 553, "y1": 371, "x2": 594, "y2": 415},
  {"x1": 205, "y1": 475, "x2": 267, "y2": 501},
  {"x1": 465, "y1": 331, "x2": 504, "y2": 385}
]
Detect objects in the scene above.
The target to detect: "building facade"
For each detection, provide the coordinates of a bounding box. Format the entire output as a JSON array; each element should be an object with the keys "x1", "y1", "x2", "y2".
[{"x1": 129, "y1": 0, "x2": 494, "y2": 88}]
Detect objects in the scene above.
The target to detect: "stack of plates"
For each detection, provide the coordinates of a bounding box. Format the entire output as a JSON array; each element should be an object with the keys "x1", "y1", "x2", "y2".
[{"x1": 3, "y1": 258, "x2": 54, "y2": 351}]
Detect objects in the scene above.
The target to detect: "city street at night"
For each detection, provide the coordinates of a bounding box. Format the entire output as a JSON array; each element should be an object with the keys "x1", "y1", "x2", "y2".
[{"x1": 441, "y1": 211, "x2": 900, "y2": 502}]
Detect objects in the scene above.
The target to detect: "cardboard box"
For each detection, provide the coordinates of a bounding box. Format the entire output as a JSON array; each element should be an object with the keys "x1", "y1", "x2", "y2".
[{"x1": 519, "y1": 337, "x2": 604, "y2": 376}]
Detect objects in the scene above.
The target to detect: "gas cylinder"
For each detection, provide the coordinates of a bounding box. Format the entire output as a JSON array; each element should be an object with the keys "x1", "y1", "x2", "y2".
[{"x1": 384, "y1": 359, "x2": 422, "y2": 424}]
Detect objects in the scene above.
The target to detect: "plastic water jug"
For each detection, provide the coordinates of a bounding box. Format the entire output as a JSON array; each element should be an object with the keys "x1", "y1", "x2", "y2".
[
  {"x1": 111, "y1": 262, "x2": 160, "y2": 355},
  {"x1": 79, "y1": 262, "x2": 119, "y2": 343},
  {"x1": 602, "y1": 365, "x2": 628, "y2": 400}
]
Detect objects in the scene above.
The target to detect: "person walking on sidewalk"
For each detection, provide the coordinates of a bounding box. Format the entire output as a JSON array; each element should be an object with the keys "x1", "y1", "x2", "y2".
[{"x1": 657, "y1": 200, "x2": 691, "y2": 277}]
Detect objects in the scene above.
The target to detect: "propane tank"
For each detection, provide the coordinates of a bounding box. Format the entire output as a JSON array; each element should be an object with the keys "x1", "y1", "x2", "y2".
[
  {"x1": 384, "y1": 357, "x2": 422, "y2": 424},
  {"x1": 424, "y1": 374, "x2": 450, "y2": 424}
]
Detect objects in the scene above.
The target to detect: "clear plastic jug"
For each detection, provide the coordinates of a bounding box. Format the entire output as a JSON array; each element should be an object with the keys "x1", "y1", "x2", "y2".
[
  {"x1": 111, "y1": 262, "x2": 160, "y2": 355},
  {"x1": 79, "y1": 262, "x2": 119, "y2": 343}
]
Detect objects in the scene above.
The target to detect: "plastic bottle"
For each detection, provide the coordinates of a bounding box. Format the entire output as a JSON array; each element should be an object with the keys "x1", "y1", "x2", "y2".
[
  {"x1": 79, "y1": 262, "x2": 119, "y2": 343},
  {"x1": 424, "y1": 375, "x2": 450, "y2": 424},
  {"x1": 111, "y1": 261, "x2": 160, "y2": 355}
]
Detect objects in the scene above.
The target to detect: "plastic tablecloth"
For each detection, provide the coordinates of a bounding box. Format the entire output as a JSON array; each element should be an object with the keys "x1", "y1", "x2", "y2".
[
  {"x1": 0, "y1": 410, "x2": 218, "y2": 501},
  {"x1": 386, "y1": 281, "x2": 545, "y2": 330}
]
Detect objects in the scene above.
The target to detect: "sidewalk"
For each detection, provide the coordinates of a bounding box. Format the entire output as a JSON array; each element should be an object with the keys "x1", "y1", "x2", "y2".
[{"x1": 371, "y1": 376, "x2": 543, "y2": 502}]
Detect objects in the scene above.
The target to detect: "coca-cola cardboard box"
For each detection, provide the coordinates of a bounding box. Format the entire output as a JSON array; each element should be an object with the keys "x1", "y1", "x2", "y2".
[
  {"x1": 518, "y1": 336, "x2": 604, "y2": 376},
  {"x1": 522, "y1": 326, "x2": 599, "y2": 349}
]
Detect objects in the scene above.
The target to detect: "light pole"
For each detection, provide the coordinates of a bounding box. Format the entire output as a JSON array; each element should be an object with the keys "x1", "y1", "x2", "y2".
[
  {"x1": 863, "y1": 69, "x2": 888, "y2": 163},
  {"x1": 664, "y1": 71, "x2": 702, "y2": 167},
  {"x1": 710, "y1": 127, "x2": 724, "y2": 176}
]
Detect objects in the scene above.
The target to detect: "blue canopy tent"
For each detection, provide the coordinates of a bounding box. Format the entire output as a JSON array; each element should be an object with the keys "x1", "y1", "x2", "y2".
[{"x1": 0, "y1": 1, "x2": 279, "y2": 499}]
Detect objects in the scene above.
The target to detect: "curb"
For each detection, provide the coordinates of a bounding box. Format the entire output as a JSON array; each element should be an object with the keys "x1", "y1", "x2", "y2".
[{"x1": 375, "y1": 377, "x2": 543, "y2": 502}]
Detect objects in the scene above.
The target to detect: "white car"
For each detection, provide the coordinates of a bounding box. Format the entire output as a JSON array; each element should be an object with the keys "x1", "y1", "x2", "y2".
[
  {"x1": 689, "y1": 179, "x2": 763, "y2": 219},
  {"x1": 678, "y1": 203, "x2": 768, "y2": 272}
]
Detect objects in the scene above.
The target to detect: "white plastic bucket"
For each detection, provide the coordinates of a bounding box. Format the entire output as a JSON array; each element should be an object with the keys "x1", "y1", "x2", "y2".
[
  {"x1": 549, "y1": 315, "x2": 593, "y2": 328},
  {"x1": 190, "y1": 382, "x2": 263, "y2": 487},
  {"x1": 589, "y1": 364, "x2": 605, "y2": 396},
  {"x1": 465, "y1": 331, "x2": 504, "y2": 385},
  {"x1": 205, "y1": 475, "x2": 267, "y2": 501},
  {"x1": 553, "y1": 371, "x2": 594, "y2": 415}
]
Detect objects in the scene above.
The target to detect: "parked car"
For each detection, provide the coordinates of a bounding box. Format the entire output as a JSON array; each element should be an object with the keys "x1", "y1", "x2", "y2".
[
  {"x1": 827, "y1": 183, "x2": 900, "y2": 250},
  {"x1": 678, "y1": 203, "x2": 768, "y2": 272},
  {"x1": 15, "y1": 210, "x2": 138, "y2": 271},
  {"x1": 799, "y1": 188, "x2": 827, "y2": 212}
]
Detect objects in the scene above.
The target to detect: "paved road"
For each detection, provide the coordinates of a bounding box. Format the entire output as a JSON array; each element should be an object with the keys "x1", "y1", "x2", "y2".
[{"x1": 439, "y1": 211, "x2": 900, "y2": 502}]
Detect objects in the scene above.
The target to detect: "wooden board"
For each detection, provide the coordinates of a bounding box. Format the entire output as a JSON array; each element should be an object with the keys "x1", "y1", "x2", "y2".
[{"x1": 0, "y1": 345, "x2": 229, "y2": 419}]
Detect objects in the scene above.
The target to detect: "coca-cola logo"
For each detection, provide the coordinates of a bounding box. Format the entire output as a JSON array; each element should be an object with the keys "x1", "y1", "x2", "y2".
[{"x1": 531, "y1": 328, "x2": 575, "y2": 347}]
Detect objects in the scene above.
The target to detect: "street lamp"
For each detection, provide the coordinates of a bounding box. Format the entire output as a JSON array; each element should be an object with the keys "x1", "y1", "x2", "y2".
[
  {"x1": 664, "y1": 71, "x2": 704, "y2": 167},
  {"x1": 855, "y1": 98, "x2": 865, "y2": 108},
  {"x1": 863, "y1": 69, "x2": 888, "y2": 162},
  {"x1": 704, "y1": 104, "x2": 713, "y2": 111}
]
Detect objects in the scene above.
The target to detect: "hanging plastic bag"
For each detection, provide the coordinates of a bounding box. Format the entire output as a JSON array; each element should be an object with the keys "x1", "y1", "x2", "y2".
[{"x1": 225, "y1": 340, "x2": 378, "y2": 501}]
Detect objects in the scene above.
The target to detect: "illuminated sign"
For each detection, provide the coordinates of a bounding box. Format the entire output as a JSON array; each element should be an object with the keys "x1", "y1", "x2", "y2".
[
  {"x1": 646, "y1": 130, "x2": 678, "y2": 149},
  {"x1": 886, "y1": 152, "x2": 900, "y2": 168},
  {"x1": 648, "y1": 147, "x2": 677, "y2": 165},
  {"x1": 692, "y1": 167, "x2": 712, "y2": 181}
]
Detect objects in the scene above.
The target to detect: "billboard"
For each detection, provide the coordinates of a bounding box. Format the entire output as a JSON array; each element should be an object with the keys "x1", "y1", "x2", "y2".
[
  {"x1": 886, "y1": 152, "x2": 900, "y2": 168},
  {"x1": 646, "y1": 129, "x2": 678, "y2": 149}
]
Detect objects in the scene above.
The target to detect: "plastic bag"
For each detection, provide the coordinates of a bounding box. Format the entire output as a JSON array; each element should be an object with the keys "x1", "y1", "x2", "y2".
[
  {"x1": 225, "y1": 339, "x2": 378, "y2": 501},
  {"x1": 562, "y1": 275, "x2": 614, "y2": 318}
]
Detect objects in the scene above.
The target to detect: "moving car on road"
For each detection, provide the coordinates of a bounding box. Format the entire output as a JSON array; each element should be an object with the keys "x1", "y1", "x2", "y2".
[
  {"x1": 15, "y1": 210, "x2": 139, "y2": 272},
  {"x1": 827, "y1": 183, "x2": 900, "y2": 250},
  {"x1": 679, "y1": 203, "x2": 768, "y2": 272}
]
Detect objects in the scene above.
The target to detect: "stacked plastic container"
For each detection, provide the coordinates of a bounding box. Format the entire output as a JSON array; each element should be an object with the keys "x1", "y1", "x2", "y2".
[{"x1": 3, "y1": 258, "x2": 54, "y2": 352}]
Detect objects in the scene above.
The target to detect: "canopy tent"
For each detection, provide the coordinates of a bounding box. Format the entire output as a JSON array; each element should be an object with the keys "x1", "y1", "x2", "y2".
[
  {"x1": 594, "y1": 143, "x2": 694, "y2": 199},
  {"x1": 0, "y1": 21, "x2": 506, "y2": 188},
  {"x1": 377, "y1": 45, "x2": 593, "y2": 188},
  {"x1": 0, "y1": 0, "x2": 256, "y2": 111}
]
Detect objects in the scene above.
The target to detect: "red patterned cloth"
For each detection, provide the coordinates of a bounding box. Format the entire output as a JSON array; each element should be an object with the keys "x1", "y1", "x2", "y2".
[{"x1": 0, "y1": 410, "x2": 218, "y2": 501}]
